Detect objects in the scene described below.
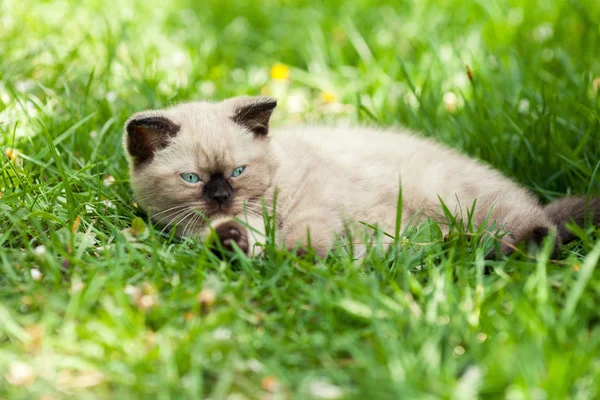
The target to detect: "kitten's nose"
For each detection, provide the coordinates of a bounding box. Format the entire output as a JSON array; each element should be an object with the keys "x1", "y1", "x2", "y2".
[
  {"x1": 204, "y1": 174, "x2": 233, "y2": 205},
  {"x1": 210, "y1": 190, "x2": 231, "y2": 204}
]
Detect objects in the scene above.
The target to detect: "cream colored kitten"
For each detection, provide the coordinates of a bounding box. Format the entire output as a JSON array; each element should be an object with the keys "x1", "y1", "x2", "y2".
[{"x1": 123, "y1": 96, "x2": 599, "y2": 258}]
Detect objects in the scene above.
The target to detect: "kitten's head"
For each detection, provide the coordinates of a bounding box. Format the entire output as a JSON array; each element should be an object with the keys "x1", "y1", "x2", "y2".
[{"x1": 123, "y1": 96, "x2": 278, "y2": 235}]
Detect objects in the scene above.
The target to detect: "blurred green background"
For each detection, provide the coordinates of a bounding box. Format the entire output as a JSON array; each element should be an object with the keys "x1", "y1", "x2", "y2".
[{"x1": 2, "y1": 0, "x2": 600, "y2": 194}]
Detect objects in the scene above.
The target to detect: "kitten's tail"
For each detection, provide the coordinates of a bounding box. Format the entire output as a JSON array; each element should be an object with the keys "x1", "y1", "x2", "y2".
[{"x1": 544, "y1": 196, "x2": 600, "y2": 244}]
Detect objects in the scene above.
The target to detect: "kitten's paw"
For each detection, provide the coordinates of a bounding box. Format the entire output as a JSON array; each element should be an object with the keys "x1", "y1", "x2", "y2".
[
  {"x1": 212, "y1": 219, "x2": 249, "y2": 255},
  {"x1": 288, "y1": 244, "x2": 326, "y2": 262},
  {"x1": 295, "y1": 247, "x2": 309, "y2": 257}
]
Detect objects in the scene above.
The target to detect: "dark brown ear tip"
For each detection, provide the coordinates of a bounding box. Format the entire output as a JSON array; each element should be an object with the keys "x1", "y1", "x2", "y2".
[
  {"x1": 230, "y1": 97, "x2": 277, "y2": 136},
  {"x1": 124, "y1": 115, "x2": 180, "y2": 165},
  {"x1": 264, "y1": 97, "x2": 277, "y2": 107},
  {"x1": 125, "y1": 117, "x2": 144, "y2": 130},
  {"x1": 126, "y1": 116, "x2": 180, "y2": 136}
]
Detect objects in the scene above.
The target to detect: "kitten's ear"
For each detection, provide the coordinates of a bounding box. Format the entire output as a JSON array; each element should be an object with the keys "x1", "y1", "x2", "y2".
[
  {"x1": 124, "y1": 113, "x2": 180, "y2": 166},
  {"x1": 229, "y1": 96, "x2": 277, "y2": 136}
]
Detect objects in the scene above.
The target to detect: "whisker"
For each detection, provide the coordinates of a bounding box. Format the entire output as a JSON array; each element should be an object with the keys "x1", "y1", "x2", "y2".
[
  {"x1": 160, "y1": 209, "x2": 194, "y2": 235},
  {"x1": 157, "y1": 212, "x2": 183, "y2": 236},
  {"x1": 183, "y1": 210, "x2": 202, "y2": 236},
  {"x1": 184, "y1": 214, "x2": 199, "y2": 238},
  {"x1": 237, "y1": 200, "x2": 274, "y2": 219},
  {"x1": 151, "y1": 204, "x2": 191, "y2": 219},
  {"x1": 177, "y1": 209, "x2": 198, "y2": 237},
  {"x1": 154, "y1": 205, "x2": 196, "y2": 226},
  {"x1": 154, "y1": 212, "x2": 183, "y2": 227},
  {"x1": 152, "y1": 207, "x2": 192, "y2": 227}
]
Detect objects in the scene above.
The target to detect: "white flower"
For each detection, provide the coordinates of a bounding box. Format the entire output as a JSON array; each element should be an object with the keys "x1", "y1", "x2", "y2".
[
  {"x1": 443, "y1": 92, "x2": 461, "y2": 113},
  {"x1": 30, "y1": 269, "x2": 42, "y2": 281},
  {"x1": 124, "y1": 284, "x2": 141, "y2": 298},
  {"x1": 198, "y1": 288, "x2": 216, "y2": 307},
  {"x1": 246, "y1": 358, "x2": 264, "y2": 373},
  {"x1": 103, "y1": 175, "x2": 115, "y2": 186},
  {"x1": 533, "y1": 24, "x2": 553, "y2": 42},
  {"x1": 518, "y1": 99, "x2": 530, "y2": 115},
  {"x1": 453, "y1": 366, "x2": 482, "y2": 400},
  {"x1": 70, "y1": 279, "x2": 85, "y2": 293},
  {"x1": 15, "y1": 80, "x2": 35, "y2": 92},
  {"x1": 212, "y1": 328, "x2": 232, "y2": 341},
  {"x1": 33, "y1": 245, "x2": 47, "y2": 257},
  {"x1": 24, "y1": 101, "x2": 38, "y2": 118},
  {"x1": 307, "y1": 378, "x2": 344, "y2": 399},
  {"x1": 287, "y1": 90, "x2": 309, "y2": 113},
  {"x1": 0, "y1": 88, "x2": 10, "y2": 103},
  {"x1": 106, "y1": 91, "x2": 118, "y2": 103},
  {"x1": 138, "y1": 295, "x2": 156, "y2": 310},
  {"x1": 5, "y1": 362, "x2": 35, "y2": 386},
  {"x1": 102, "y1": 199, "x2": 116, "y2": 209},
  {"x1": 453, "y1": 345, "x2": 466, "y2": 356},
  {"x1": 172, "y1": 50, "x2": 189, "y2": 68},
  {"x1": 453, "y1": 72, "x2": 470, "y2": 89}
]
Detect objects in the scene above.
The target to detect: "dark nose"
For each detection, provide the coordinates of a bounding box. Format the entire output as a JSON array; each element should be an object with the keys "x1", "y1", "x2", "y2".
[
  {"x1": 210, "y1": 190, "x2": 231, "y2": 204},
  {"x1": 204, "y1": 174, "x2": 233, "y2": 205}
]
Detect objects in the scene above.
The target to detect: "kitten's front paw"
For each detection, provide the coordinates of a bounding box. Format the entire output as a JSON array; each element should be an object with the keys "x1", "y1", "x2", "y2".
[{"x1": 212, "y1": 220, "x2": 249, "y2": 255}]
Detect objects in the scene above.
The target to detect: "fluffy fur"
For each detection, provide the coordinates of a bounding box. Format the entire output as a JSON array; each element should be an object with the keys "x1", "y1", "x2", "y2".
[{"x1": 123, "y1": 96, "x2": 599, "y2": 258}]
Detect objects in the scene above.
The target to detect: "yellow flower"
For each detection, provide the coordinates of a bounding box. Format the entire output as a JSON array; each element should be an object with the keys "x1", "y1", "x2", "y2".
[
  {"x1": 5, "y1": 147, "x2": 17, "y2": 162},
  {"x1": 270, "y1": 64, "x2": 290, "y2": 80},
  {"x1": 320, "y1": 91, "x2": 337, "y2": 103}
]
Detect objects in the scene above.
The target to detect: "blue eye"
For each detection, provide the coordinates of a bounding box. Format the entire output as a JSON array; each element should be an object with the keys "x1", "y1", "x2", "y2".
[
  {"x1": 180, "y1": 173, "x2": 200, "y2": 183},
  {"x1": 231, "y1": 166, "x2": 246, "y2": 177}
]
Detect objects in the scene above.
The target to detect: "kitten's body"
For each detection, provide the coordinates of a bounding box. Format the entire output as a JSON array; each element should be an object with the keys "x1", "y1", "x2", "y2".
[
  {"x1": 270, "y1": 125, "x2": 553, "y2": 252},
  {"x1": 124, "y1": 96, "x2": 599, "y2": 258}
]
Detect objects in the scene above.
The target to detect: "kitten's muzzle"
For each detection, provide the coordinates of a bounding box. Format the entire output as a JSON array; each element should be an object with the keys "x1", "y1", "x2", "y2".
[{"x1": 203, "y1": 174, "x2": 234, "y2": 206}]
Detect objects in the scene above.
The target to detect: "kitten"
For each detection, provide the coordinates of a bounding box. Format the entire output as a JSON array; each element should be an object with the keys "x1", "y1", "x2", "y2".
[{"x1": 123, "y1": 96, "x2": 599, "y2": 258}]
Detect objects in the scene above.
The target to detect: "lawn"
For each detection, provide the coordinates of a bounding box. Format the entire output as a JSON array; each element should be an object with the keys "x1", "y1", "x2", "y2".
[{"x1": 1, "y1": 0, "x2": 600, "y2": 398}]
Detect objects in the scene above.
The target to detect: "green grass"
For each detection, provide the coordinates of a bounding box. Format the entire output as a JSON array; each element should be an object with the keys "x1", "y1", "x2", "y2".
[{"x1": 1, "y1": 0, "x2": 600, "y2": 398}]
